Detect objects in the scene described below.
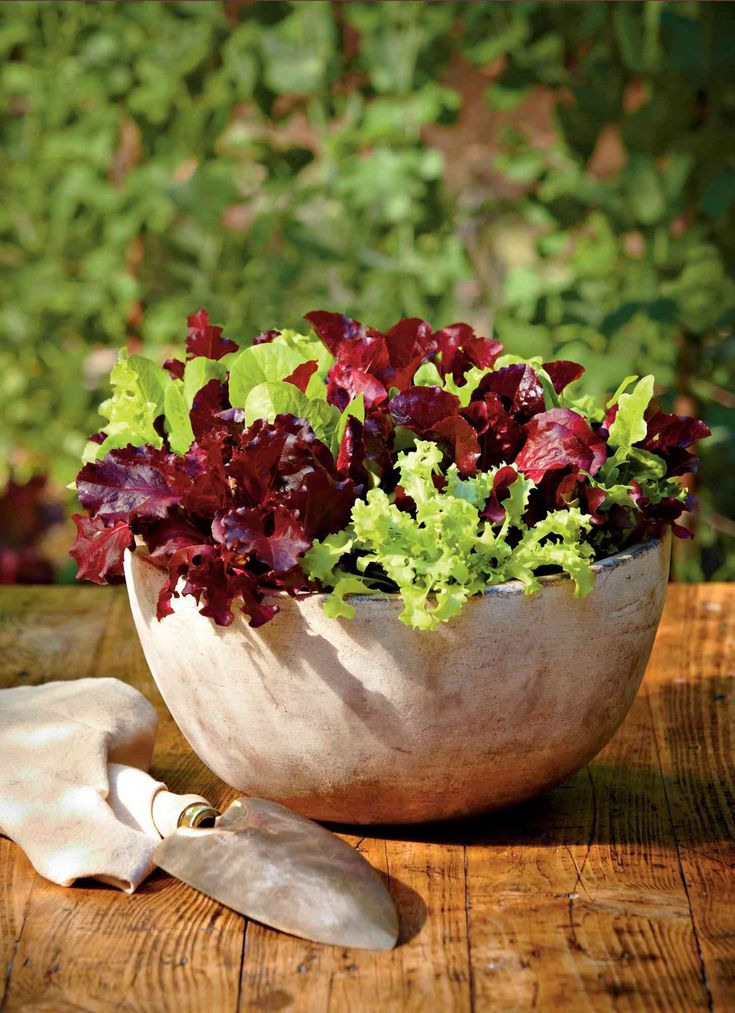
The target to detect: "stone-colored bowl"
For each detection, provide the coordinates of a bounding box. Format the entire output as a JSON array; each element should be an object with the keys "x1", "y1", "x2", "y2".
[{"x1": 124, "y1": 536, "x2": 669, "y2": 824}]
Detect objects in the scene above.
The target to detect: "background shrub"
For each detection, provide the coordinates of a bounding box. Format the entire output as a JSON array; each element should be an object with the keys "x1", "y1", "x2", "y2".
[{"x1": 0, "y1": 1, "x2": 732, "y2": 579}]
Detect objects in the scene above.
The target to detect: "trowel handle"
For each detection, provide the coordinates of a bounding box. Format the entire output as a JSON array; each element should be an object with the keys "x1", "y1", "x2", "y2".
[{"x1": 107, "y1": 764, "x2": 219, "y2": 839}]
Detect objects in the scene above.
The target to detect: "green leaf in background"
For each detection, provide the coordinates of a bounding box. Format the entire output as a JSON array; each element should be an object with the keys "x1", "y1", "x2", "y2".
[{"x1": 1, "y1": 0, "x2": 733, "y2": 582}]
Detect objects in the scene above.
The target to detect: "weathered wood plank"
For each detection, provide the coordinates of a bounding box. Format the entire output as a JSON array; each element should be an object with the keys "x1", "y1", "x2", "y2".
[
  {"x1": 1, "y1": 589, "x2": 245, "y2": 1013},
  {"x1": 0, "y1": 586, "x2": 116, "y2": 1010},
  {"x1": 645, "y1": 584, "x2": 735, "y2": 1011},
  {"x1": 462, "y1": 680, "x2": 708, "y2": 1011},
  {"x1": 239, "y1": 833, "x2": 471, "y2": 1012}
]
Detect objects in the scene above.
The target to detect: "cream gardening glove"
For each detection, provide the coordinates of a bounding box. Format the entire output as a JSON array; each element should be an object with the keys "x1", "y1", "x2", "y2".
[{"x1": 0, "y1": 678, "x2": 200, "y2": 892}]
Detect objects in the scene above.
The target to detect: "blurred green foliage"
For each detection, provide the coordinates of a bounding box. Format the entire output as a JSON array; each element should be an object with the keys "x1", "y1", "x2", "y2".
[{"x1": 0, "y1": 1, "x2": 733, "y2": 578}]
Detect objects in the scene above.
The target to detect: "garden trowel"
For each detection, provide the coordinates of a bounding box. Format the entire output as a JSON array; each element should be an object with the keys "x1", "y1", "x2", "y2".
[{"x1": 109, "y1": 764, "x2": 398, "y2": 950}]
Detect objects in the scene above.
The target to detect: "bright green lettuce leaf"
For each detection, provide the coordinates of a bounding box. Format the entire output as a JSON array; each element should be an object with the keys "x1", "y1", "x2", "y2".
[
  {"x1": 601, "y1": 374, "x2": 656, "y2": 482},
  {"x1": 163, "y1": 379, "x2": 195, "y2": 455},
  {"x1": 183, "y1": 357, "x2": 227, "y2": 408},
  {"x1": 228, "y1": 343, "x2": 309, "y2": 408},
  {"x1": 322, "y1": 575, "x2": 381, "y2": 620},
  {"x1": 268, "y1": 328, "x2": 335, "y2": 379},
  {"x1": 243, "y1": 380, "x2": 340, "y2": 445},
  {"x1": 87, "y1": 350, "x2": 167, "y2": 460},
  {"x1": 607, "y1": 374, "x2": 654, "y2": 456},
  {"x1": 606, "y1": 374, "x2": 638, "y2": 409}
]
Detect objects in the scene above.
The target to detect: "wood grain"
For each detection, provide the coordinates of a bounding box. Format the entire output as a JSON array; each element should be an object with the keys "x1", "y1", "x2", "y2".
[
  {"x1": 645, "y1": 584, "x2": 735, "y2": 1011},
  {"x1": 0, "y1": 584, "x2": 733, "y2": 1011},
  {"x1": 1, "y1": 588, "x2": 245, "y2": 1013},
  {"x1": 463, "y1": 693, "x2": 707, "y2": 1011},
  {"x1": 239, "y1": 834, "x2": 471, "y2": 1011}
]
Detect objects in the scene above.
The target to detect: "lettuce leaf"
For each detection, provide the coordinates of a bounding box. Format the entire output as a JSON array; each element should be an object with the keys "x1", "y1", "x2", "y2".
[{"x1": 304, "y1": 439, "x2": 595, "y2": 630}]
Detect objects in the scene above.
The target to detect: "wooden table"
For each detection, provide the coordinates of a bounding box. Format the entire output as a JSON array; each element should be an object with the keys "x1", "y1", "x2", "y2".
[{"x1": 0, "y1": 585, "x2": 733, "y2": 1012}]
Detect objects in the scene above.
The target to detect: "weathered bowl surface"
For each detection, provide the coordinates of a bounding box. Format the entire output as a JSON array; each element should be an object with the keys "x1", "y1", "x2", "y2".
[{"x1": 124, "y1": 537, "x2": 670, "y2": 824}]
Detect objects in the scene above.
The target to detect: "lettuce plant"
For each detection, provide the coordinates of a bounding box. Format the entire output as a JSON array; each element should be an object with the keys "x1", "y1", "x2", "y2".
[{"x1": 71, "y1": 310, "x2": 710, "y2": 630}]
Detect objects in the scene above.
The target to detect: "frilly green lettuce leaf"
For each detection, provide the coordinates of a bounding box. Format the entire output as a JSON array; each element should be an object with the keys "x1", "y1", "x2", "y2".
[
  {"x1": 607, "y1": 374, "x2": 655, "y2": 458},
  {"x1": 304, "y1": 439, "x2": 596, "y2": 630}
]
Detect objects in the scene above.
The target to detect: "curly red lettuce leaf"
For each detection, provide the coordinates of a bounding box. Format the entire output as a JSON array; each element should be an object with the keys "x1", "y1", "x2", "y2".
[
  {"x1": 639, "y1": 409, "x2": 711, "y2": 476},
  {"x1": 70, "y1": 514, "x2": 133, "y2": 584},
  {"x1": 306, "y1": 310, "x2": 436, "y2": 409},
  {"x1": 186, "y1": 309, "x2": 239, "y2": 360},
  {"x1": 543, "y1": 360, "x2": 585, "y2": 394},
  {"x1": 462, "y1": 392, "x2": 524, "y2": 471},
  {"x1": 472, "y1": 364, "x2": 546, "y2": 421},
  {"x1": 390, "y1": 387, "x2": 480, "y2": 475},
  {"x1": 76, "y1": 446, "x2": 183, "y2": 522},
  {"x1": 515, "y1": 408, "x2": 607, "y2": 483},
  {"x1": 157, "y1": 544, "x2": 277, "y2": 627},
  {"x1": 433, "y1": 323, "x2": 503, "y2": 382}
]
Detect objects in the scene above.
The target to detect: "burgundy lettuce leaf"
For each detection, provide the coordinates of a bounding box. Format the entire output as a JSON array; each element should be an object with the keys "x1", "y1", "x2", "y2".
[
  {"x1": 157, "y1": 544, "x2": 276, "y2": 628},
  {"x1": 639, "y1": 409, "x2": 711, "y2": 476},
  {"x1": 472, "y1": 364, "x2": 546, "y2": 421},
  {"x1": 214, "y1": 505, "x2": 310, "y2": 574},
  {"x1": 515, "y1": 408, "x2": 608, "y2": 482},
  {"x1": 305, "y1": 311, "x2": 378, "y2": 357},
  {"x1": 189, "y1": 378, "x2": 234, "y2": 443},
  {"x1": 175, "y1": 441, "x2": 230, "y2": 518},
  {"x1": 383, "y1": 318, "x2": 437, "y2": 389},
  {"x1": 390, "y1": 387, "x2": 480, "y2": 475},
  {"x1": 287, "y1": 468, "x2": 357, "y2": 542},
  {"x1": 433, "y1": 323, "x2": 503, "y2": 382},
  {"x1": 629, "y1": 481, "x2": 693, "y2": 541},
  {"x1": 336, "y1": 416, "x2": 370, "y2": 486},
  {"x1": 327, "y1": 360, "x2": 388, "y2": 411},
  {"x1": 285, "y1": 359, "x2": 319, "y2": 393},
  {"x1": 363, "y1": 406, "x2": 396, "y2": 480},
  {"x1": 186, "y1": 309, "x2": 239, "y2": 360},
  {"x1": 462, "y1": 392, "x2": 524, "y2": 471},
  {"x1": 136, "y1": 515, "x2": 208, "y2": 560},
  {"x1": 306, "y1": 310, "x2": 435, "y2": 409},
  {"x1": 554, "y1": 472, "x2": 608, "y2": 524},
  {"x1": 481, "y1": 466, "x2": 519, "y2": 524},
  {"x1": 253, "y1": 329, "x2": 282, "y2": 345},
  {"x1": 163, "y1": 358, "x2": 185, "y2": 380},
  {"x1": 336, "y1": 407, "x2": 395, "y2": 486},
  {"x1": 76, "y1": 445, "x2": 182, "y2": 522},
  {"x1": 70, "y1": 514, "x2": 133, "y2": 584},
  {"x1": 543, "y1": 360, "x2": 585, "y2": 394},
  {"x1": 226, "y1": 415, "x2": 357, "y2": 540}
]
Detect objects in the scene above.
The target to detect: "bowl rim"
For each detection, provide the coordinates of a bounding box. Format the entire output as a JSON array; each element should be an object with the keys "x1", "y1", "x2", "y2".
[{"x1": 127, "y1": 535, "x2": 666, "y2": 610}]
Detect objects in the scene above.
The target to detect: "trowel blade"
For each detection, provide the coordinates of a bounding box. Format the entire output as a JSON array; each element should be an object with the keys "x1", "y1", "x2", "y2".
[{"x1": 154, "y1": 796, "x2": 398, "y2": 950}]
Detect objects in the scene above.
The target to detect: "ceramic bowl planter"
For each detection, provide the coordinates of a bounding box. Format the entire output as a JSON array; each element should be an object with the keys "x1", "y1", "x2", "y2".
[{"x1": 124, "y1": 534, "x2": 670, "y2": 825}]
